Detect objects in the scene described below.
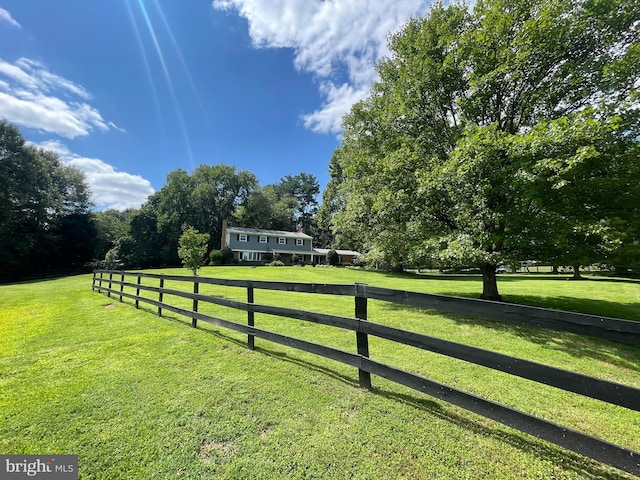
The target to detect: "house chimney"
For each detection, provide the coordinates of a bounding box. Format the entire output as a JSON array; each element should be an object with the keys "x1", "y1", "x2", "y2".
[{"x1": 221, "y1": 219, "x2": 228, "y2": 250}]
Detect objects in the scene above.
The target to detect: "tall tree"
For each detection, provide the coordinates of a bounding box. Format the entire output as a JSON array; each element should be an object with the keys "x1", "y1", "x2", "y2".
[
  {"x1": 189, "y1": 164, "x2": 258, "y2": 248},
  {"x1": 154, "y1": 169, "x2": 195, "y2": 265},
  {"x1": 236, "y1": 185, "x2": 297, "y2": 231},
  {"x1": 0, "y1": 121, "x2": 94, "y2": 275},
  {"x1": 317, "y1": 150, "x2": 360, "y2": 250},
  {"x1": 329, "y1": 0, "x2": 640, "y2": 299},
  {"x1": 93, "y1": 208, "x2": 136, "y2": 261},
  {"x1": 273, "y1": 173, "x2": 320, "y2": 233},
  {"x1": 236, "y1": 173, "x2": 320, "y2": 235},
  {"x1": 122, "y1": 164, "x2": 259, "y2": 266}
]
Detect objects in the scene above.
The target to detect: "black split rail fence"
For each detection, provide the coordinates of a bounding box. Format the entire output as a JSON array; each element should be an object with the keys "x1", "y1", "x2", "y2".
[{"x1": 92, "y1": 269, "x2": 640, "y2": 476}]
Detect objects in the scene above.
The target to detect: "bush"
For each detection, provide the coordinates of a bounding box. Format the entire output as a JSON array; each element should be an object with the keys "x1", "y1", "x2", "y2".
[
  {"x1": 220, "y1": 246, "x2": 234, "y2": 265},
  {"x1": 267, "y1": 260, "x2": 285, "y2": 267},
  {"x1": 262, "y1": 253, "x2": 274, "y2": 263},
  {"x1": 103, "y1": 248, "x2": 123, "y2": 270},
  {"x1": 327, "y1": 249, "x2": 340, "y2": 266},
  {"x1": 292, "y1": 254, "x2": 300, "y2": 265},
  {"x1": 209, "y1": 249, "x2": 222, "y2": 265},
  {"x1": 352, "y1": 256, "x2": 366, "y2": 268}
]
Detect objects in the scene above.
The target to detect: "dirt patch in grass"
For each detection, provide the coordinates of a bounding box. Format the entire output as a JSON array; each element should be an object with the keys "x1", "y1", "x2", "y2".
[{"x1": 199, "y1": 439, "x2": 239, "y2": 464}]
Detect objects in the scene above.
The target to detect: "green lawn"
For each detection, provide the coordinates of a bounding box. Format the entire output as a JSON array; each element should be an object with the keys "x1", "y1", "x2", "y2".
[{"x1": 1, "y1": 267, "x2": 639, "y2": 479}]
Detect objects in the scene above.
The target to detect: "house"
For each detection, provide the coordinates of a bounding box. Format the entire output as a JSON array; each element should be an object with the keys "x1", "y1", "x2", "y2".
[{"x1": 221, "y1": 221, "x2": 360, "y2": 265}]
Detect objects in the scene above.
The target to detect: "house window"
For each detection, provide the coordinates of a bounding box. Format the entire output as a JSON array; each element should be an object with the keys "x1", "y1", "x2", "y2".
[
  {"x1": 239, "y1": 234, "x2": 248, "y2": 242},
  {"x1": 241, "y1": 251, "x2": 260, "y2": 261},
  {"x1": 278, "y1": 237, "x2": 286, "y2": 245},
  {"x1": 259, "y1": 236, "x2": 267, "y2": 243},
  {"x1": 296, "y1": 239, "x2": 304, "y2": 246}
]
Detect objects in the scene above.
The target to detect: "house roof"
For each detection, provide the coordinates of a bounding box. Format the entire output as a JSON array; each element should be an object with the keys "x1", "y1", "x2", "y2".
[
  {"x1": 313, "y1": 248, "x2": 361, "y2": 257},
  {"x1": 227, "y1": 226, "x2": 312, "y2": 240}
]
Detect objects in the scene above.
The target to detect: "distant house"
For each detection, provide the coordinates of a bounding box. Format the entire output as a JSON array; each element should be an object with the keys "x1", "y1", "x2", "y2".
[{"x1": 221, "y1": 222, "x2": 360, "y2": 265}]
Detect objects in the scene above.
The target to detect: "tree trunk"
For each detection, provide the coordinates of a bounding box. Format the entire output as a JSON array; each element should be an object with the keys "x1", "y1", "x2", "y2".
[
  {"x1": 571, "y1": 264, "x2": 583, "y2": 280},
  {"x1": 552, "y1": 265, "x2": 559, "y2": 274},
  {"x1": 480, "y1": 264, "x2": 502, "y2": 301}
]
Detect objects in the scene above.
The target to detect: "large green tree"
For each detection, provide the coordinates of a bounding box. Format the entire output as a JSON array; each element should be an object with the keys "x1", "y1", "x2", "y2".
[
  {"x1": 273, "y1": 173, "x2": 320, "y2": 233},
  {"x1": 189, "y1": 164, "x2": 258, "y2": 248},
  {"x1": 93, "y1": 208, "x2": 136, "y2": 261},
  {"x1": 236, "y1": 173, "x2": 320, "y2": 236},
  {"x1": 236, "y1": 185, "x2": 297, "y2": 231},
  {"x1": 120, "y1": 164, "x2": 258, "y2": 266},
  {"x1": 0, "y1": 121, "x2": 94, "y2": 275},
  {"x1": 317, "y1": 150, "x2": 361, "y2": 250},
  {"x1": 328, "y1": 0, "x2": 639, "y2": 299}
]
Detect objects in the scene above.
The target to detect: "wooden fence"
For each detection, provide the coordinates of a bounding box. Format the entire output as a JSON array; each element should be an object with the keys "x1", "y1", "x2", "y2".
[{"x1": 92, "y1": 269, "x2": 640, "y2": 476}]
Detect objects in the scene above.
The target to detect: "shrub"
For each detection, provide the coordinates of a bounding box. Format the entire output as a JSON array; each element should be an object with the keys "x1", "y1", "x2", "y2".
[
  {"x1": 209, "y1": 249, "x2": 222, "y2": 265},
  {"x1": 103, "y1": 248, "x2": 123, "y2": 270},
  {"x1": 352, "y1": 256, "x2": 366, "y2": 268},
  {"x1": 220, "y1": 246, "x2": 234, "y2": 265},
  {"x1": 292, "y1": 254, "x2": 300, "y2": 265},
  {"x1": 327, "y1": 249, "x2": 340, "y2": 266},
  {"x1": 262, "y1": 253, "x2": 274, "y2": 263},
  {"x1": 267, "y1": 260, "x2": 285, "y2": 267}
]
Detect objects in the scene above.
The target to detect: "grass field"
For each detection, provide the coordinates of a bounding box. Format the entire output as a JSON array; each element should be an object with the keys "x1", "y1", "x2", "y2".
[{"x1": 1, "y1": 267, "x2": 639, "y2": 479}]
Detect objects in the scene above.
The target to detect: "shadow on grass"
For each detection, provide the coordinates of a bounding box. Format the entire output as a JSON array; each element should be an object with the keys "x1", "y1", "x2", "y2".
[
  {"x1": 253, "y1": 345, "x2": 360, "y2": 388},
  {"x1": 379, "y1": 302, "x2": 640, "y2": 373},
  {"x1": 199, "y1": 320, "x2": 635, "y2": 479},
  {"x1": 104, "y1": 291, "x2": 635, "y2": 478},
  {"x1": 447, "y1": 315, "x2": 640, "y2": 373},
  {"x1": 373, "y1": 387, "x2": 633, "y2": 480},
  {"x1": 410, "y1": 272, "x2": 640, "y2": 285},
  {"x1": 502, "y1": 294, "x2": 640, "y2": 321},
  {"x1": 197, "y1": 323, "x2": 251, "y2": 350}
]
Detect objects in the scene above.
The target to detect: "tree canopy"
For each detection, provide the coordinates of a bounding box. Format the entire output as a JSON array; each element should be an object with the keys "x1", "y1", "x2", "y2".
[
  {"x1": 0, "y1": 121, "x2": 94, "y2": 276},
  {"x1": 111, "y1": 168, "x2": 322, "y2": 268},
  {"x1": 1, "y1": 123, "x2": 325, "y2": 274},
  {"x1": 324, "y1": 0, "x2": 640, "y2": 298}
]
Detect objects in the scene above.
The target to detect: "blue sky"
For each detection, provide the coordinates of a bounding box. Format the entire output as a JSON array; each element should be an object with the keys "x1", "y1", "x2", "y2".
[{"x1": 0, "y1": 1, "x2": 432, "y2": 210}]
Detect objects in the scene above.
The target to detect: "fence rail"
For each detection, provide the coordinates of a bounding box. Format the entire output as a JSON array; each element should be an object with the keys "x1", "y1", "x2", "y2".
[{"x1": 92, "y1": 270, "x2": 640, "y2": 476}]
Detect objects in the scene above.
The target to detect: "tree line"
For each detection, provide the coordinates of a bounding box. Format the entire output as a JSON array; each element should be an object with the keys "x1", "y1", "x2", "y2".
[
  {"x1": 0, "y1": 120, "x2": 324, "y2": 277},
  {"x1": 102, "y1": 166, "x2": 322, "y2": 268}
]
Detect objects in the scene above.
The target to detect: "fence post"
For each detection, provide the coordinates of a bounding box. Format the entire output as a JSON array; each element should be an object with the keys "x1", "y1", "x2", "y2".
[
  {"x1": 98, "y1": 271, "x2": 103, "y2": 293},
  {"x1": 247, "y1": 282, "x2": 255, "y2": 350},
  {"x1": 192, "y1": 279, "x2": 199, "y2": 328},
  {"x1": 135, "y1": 274, "x2": 141, "y2": 309},
  {"x1": 108, "y1": 272, "x2": 113, "y2": 298},
  {"x1": 158, "y1": 277, "x2": 164, "y2": 316},
  {"x1": 119, "y1": 272, "x2": 124, "y2": 302},
  {"x1": 92, "y1": 272, "x2": 96, "y2": 291},
  {"x1": 355, "y1": 283, "x2": 371, "y2": 389}
]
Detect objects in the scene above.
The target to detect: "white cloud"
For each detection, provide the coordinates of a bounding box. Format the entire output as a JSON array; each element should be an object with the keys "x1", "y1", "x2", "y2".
[
  {"x1": 302, "y1": 82, "x2": 369, "y2": 133},
  {"x1": 0, "y1": 7, "x2": 20, "y2": 28},
  {"x1": 0, "y1": 57, "x2": 118, "y2": 138},
  {"x1": 212, "y1": 0, "x2": 432, "y2": 134},
  {"x1": 35, "y1": 140, "x2": 155, "y2": 211}
]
